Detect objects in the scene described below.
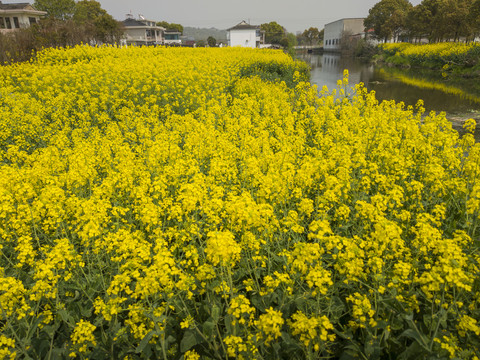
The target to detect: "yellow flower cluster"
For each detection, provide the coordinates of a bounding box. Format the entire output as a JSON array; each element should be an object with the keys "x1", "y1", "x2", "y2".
[
  {"x1": 204, "y1": 230, "x2": 241, "y2": 267},
  {"x1": 381, "y1": 42, "x2": 480, "y2": 59},
  {"x1": 0, "y1": 336, "x2": 15, "y2": 360},
  {"x1": 0, "y1": 45, "x2": 479, "y2": 359},
  {"x1": 288, "y1": 311, "x2": 335, "y2": 349},
  {"x1": 255, "y1": 307, "x2": 285, "y2": 344},
  {"x1": 379, "y1": 42, "x2": 480, "y2": 69},
  {"x1": 70, "y1": 319, "x2": 97, "y2": 355}
]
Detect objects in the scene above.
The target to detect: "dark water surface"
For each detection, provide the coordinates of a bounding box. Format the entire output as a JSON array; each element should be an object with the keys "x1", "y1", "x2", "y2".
[{"x1": 299, "y1": 53, "x2": 480, "y2": 138}]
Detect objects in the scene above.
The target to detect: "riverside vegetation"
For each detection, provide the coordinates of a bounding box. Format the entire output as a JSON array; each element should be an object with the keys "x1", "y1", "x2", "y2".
[
  {"x1": 376, "y1": 42, "x2": 480, "y2": 77},
  {"x1": 0, "y1": 46, "x2": 479, "y2": 359}
]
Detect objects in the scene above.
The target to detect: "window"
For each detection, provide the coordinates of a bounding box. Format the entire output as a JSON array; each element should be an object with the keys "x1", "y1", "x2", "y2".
[
  {"x1": 165, "y1": 33, "x2": 179, "y2": 40},
  {"x1": 5, "y1": 17, "x2": 11, "y2": 29},
  {"x1": 29, "y1": 17, "x2": 37, "y2": 25},
  {"x1": 13, "y1": 17, "x2": 19, "y2": 28},
  {"x1": 0, "y1": 18, "x2": 4, "y2": 29}
]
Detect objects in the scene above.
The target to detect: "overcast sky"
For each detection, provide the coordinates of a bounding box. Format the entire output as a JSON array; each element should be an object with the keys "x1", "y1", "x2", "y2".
[{"x1": 24, "y1": 0, "x2": 422, "y2": 33}]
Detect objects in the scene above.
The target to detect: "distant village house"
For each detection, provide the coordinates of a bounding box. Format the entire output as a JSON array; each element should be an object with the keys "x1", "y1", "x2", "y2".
[
  {"x1": 0, "y1": 1, "x2": 46, "y2": 34},
  {"x1": 121, "y1": 14, "x2": 165, "y2": 46},
  {"x1": 164, "y1": 30, "x2": 181, "y2": 46},
  {"x1": 227, "y1": 20, "x2": 264, "y2": 48}
]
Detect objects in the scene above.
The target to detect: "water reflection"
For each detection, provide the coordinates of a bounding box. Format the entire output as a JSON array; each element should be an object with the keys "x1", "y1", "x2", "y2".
[
  {"x1": 299, "y1": 53, "x2": 480, "y2": 115},
  {"x1": 304, "y1": 54, "x2": 375, "y2": 92}
]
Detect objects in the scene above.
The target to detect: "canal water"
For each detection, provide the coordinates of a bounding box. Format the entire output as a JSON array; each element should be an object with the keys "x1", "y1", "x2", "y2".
[{"x1": 299, "y1": 53, "x2": 480, "y2": 139}]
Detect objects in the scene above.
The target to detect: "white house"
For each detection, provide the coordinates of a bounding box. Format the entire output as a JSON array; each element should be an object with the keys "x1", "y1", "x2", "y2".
[
  {"x1": 227, "y1": 20, "x2": 264, "y2": 48},
  {"x1": 121, "y1": 14, "x2": 164, "y2": 46},
  {"x1": 0, "y1": 1, "x2": 46, "y2": 34},
  {"x1": 164, "y1": 30, "x2": 181, "y2": 46},
  {"x1": 324, "y1": 18, "x2": 365, "y2": 51}
]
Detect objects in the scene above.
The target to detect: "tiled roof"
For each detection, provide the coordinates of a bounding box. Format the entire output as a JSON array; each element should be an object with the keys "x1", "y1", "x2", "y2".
[
  {"x1": 0, "y1": 2, "x2": 32, "y2": 10},
  {"x1": 122, "y1": 18, "x2": 150, "y2": 27},
  {"x1": 228, "y1": 20, "x2": 259, "y2": 31}
]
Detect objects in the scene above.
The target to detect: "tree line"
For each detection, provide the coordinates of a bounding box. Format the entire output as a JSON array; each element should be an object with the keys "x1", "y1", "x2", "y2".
[
  {"x1": 365, "y1": 0, "x2": 480, "y2": 43},
  {"x1": 0, "y1": 0, "x2": 122, "y2": 63}
]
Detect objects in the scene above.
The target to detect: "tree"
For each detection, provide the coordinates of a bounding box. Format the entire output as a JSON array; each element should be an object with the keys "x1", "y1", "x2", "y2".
[
  {"x1": 74, "y1": 0, "x2": 106, "y2": 22},
  {"x1": 260, "y1": 21, "x2": 286, "y2": 45},
  {"x1": 207, "y1": 36, "x2": 216, "y2": 47},
  {"x1": 471, "y1": 0, "x2": 480, "y2": 39},
  {"x1": 156, "y1": 21, "x2": 183, "y2": 34},
  {"x1": 436, "y1": 0, "x2": 474, "y2": 41},
  {"x1": 364, "y1": 0, "x2": 412, "y2": 42},
  {"x1": 34, "y1": 0, "x2": 76, "y2": 20},
  {"x1": 302, "y1": 27, "x2": 321, "y2": 45},
  {"x1": 74, "y1": 0, "x2": 122, "y2": 44},
  {"x1": 406, "y1": 4, "x2": 430, "y2": 42}
]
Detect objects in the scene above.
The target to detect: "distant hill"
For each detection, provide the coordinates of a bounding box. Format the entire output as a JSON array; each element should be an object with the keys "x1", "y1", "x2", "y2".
[{"x1": 183, "y1": 27, "x2": 227, "y2": 43}]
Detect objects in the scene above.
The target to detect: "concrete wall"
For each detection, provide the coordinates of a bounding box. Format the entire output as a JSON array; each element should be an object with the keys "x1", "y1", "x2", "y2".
[
  {"x1": 125, "y1": 28, "x2": 147, "y2": 42},
  {"x1": 324, "y1": 18, "x2": 365, "y2": 51},
  {"x1": 228, "y1": 29, "x2": 257, "y2": 48},
  {"x1": 324, "y1": 19, "x2": 344, "y2": 51}
]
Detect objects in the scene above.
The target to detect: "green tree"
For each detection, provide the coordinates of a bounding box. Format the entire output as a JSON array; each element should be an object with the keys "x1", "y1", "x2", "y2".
[
  {"x1": 34, "y1": 0, "x2": 76, "y2": 20},
  {"x1": 406, "y1": 4, "x2": 431, "y2": 41},
  {"x1": 364, "y1": 0, "x2": 413, "y2": 42},
  {"x1": 207, "y1": 36, "x2": 216, "y2": 47},
  {"x1": 415, "y1": 0, "x2": 443, "y2": 41},
  {"x1": 471, "y1": 0, "x2": 480, "y2": 38},
  {"x1": 74, "y1": 0, "x2": 122, "y2": 44},
  {"x1": 436, "y1": 0, "x2": 474, "y2": 41},
  {"x1": 260, "y1": 21, "x2": 286, "y2": 45},
  {"x1": 157, "y1": 21, "x2": 183, "y2": 34},
  {"x1": 74, "y1": 0, "x2": 105, "y2": 22},
  {"x1": 302, "y1": 27, "x2": 321, "y2": 45}
]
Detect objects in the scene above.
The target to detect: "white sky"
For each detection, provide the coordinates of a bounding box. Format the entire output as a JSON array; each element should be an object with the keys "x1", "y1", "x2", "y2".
[{"x1": 21, "y1": 0, "x2": 423, "y2": 33}]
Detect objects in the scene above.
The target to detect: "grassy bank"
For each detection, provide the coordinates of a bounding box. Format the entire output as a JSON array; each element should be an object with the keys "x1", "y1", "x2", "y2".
[{"x1": 375, "y1": 42, "x2": 480, "y2": 78}]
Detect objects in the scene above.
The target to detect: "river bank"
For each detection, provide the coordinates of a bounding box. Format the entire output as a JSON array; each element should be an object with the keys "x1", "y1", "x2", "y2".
[
  {"x1": 299, "y1": 52, "x2": 480, "y2": 140},
  {"x1": 373, "y1": 42, "x2": 480, "y2": 79}
]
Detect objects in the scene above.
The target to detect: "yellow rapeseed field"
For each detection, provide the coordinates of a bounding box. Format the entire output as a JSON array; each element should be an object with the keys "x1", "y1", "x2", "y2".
[
  {"x1": 379, "y1": 42, "x2": 480, "y2": 70},
  {"x1": 0, "y1": 45, "x2": 479, "y2": 359}
]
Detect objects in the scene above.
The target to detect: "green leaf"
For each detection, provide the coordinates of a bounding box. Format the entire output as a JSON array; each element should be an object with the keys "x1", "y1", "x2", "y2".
[
  {"x1": 224, "y1": 314, "x2": 235, "y2": 334},
  {"x1": 211, "y1": 305, "x2": 220, "y2": 323},
  {"x1": 202, "y1": 320, "x2": 215, "y2": 337},
  {"x1": 397, "y1": 340, "x2": 425, "y2": 360},
  {"x1": 423, "y1": 314, "x2": 432, "y2": 329},
  {"x1": 251, "y1": 294, "x2": 266, "y2": 312},
  {"x1": 135, "y1": 331, "x2": 155, "y2": 354},
  {"x1": 80, "y1": 305, "x2": 92, "y2": 318},
  {"x1": 399, "y1": 329, "x2": 428, "y2": 349},
  {"x1": 58, "y1": 309, "x2": 74, "y2": 325},
  {"x1": 180, "y1": 330, "x2": 203, "y2": 353},
  {"x1": 391, "y1": 316, "x2": 404, "y2": 331}
]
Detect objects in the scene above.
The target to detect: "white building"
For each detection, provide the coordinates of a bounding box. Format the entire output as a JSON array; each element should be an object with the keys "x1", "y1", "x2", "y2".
[
  {"x1": 324, "y1": 18, "x2": 365, "y2": 51},
  {"x1": 121, "y1": 14, "x2": 164, "y2": 46},
  {"x1": 227, "y1": 20, "x2": 264, "y2": 48},
  {"x1": 164, "y1": 30, "x2": 181, "y2": 46},
  {"x1": 0, "y1": 1, "x2": 46, "y2": 34}
]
